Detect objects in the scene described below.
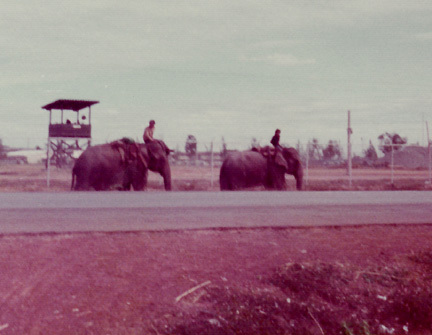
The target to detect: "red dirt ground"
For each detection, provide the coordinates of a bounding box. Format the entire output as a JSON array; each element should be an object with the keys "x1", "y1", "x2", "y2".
[
  {"x1": 1, "y1": 165, "x2": 432, "y2": 333},
  {"x1": 1, "y1": 225, "x2": 432, "y2": 334}
]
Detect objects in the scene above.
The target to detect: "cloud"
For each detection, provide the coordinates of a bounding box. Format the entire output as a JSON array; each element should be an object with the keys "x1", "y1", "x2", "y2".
[
  {"x1": 1, "y1": 1, "x2": 431, "y2": 152},
  {"x1": 415, "y1": 32, "x2": 432, "y2": 40},
  {"x1": 245, "y1": 53, "x2": 316, "y2": 67},
  {"x1": 265, "y1": 53, "x2": 316, "y2": 66}
]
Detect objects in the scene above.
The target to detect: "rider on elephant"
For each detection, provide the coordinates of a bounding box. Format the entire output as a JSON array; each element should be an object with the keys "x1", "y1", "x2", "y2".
[
  {"x1": 143, "y1": 120, "x2": 156, "y2": 144},
  {"x1": 271, "y1": 129, "x2": 282, "y2": 151},
  {"x1": 143, "y1": 119, "x2": 171, "y2": 156}
]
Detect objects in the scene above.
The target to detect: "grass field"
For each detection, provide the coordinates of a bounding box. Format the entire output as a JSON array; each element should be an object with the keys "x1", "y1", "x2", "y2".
[{"x1": 0, "y1": 163, "x2": 431, "y2": 192}]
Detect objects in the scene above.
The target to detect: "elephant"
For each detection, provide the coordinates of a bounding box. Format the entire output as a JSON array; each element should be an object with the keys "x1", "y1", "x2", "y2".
[
  {"x1": 71, "y1": 139, "x2": 172, "y2": 191},
  {"x1": 219, "y1": 146, "x2": 303, "y2": 191}
]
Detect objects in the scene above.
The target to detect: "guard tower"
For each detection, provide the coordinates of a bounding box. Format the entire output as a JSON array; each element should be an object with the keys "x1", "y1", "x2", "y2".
[{"x1": 42, "y1": 99, "x2": 99, "y2": 186}]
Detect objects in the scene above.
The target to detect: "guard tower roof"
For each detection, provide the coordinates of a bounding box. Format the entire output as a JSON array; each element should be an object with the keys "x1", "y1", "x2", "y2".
[{"x1": 42, "y1": 99, "x2": 99, "y2": 112}]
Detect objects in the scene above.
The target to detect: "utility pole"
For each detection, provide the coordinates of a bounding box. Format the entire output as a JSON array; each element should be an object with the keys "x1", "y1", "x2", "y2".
[
  {"x1": 305, "y1": 140, "x2": 310, "y2": 188},
  {"x1": 423, "y1": 113, "x2": 425, "y2": 146},
  {"x1": 347, "y1": 110, "x2": 353, "y2": 188},
  {"x1": 427, "y1": 121, "x2": 431, "y2": 185},
  {"x1": 210, "y1": 141, "x2": 214, "y2": 189}
]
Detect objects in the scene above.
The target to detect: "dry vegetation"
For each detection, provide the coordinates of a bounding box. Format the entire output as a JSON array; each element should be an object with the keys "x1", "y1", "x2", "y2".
[
  {"x1": 163, "y1": 257, "x2": 432, "y2": 335},
  {"x1": 2, "y1": 227, "x2": 432, "y2": 334}
]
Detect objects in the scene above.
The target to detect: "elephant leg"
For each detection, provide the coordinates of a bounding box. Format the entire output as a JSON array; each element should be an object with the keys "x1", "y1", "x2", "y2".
[
  {"x1": 131, "y1": 169, "x2": 148, "y2": 191},
  {"x1": 121, "y1": 168, "x2": 132, "y2": 191},
  {"x1": 266, "y1": 163, "x2": 287, "y2": 190},
  {"x1": 219, "y1": 176, "x2": 231, "y2": 190},
  {"x1": 122, "y1": 180, "x2": 132, "y2": 191},
  {"x1": 219, "y1": 165, "x2": 232, "y2": 190}
]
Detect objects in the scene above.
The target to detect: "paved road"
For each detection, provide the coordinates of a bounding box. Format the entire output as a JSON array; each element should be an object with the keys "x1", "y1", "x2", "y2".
[{"x1": 0, "y1": 191, "x2": 431, "y2": 234}]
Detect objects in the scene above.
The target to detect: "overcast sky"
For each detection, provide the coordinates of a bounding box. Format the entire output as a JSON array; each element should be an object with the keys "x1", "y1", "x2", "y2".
[{"x1": 1, "y1": 1, "x2": 432, "y2": 154}]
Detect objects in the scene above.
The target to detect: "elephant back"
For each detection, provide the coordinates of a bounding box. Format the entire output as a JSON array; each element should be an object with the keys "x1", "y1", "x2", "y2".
[{"x1": 110, "y1": 139, "x2": 147, "y2": 169}]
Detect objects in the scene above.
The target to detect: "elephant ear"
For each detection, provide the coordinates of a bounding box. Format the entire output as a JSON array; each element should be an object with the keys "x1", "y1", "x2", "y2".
[
  {"x1": 274, "y1": 151, "x2": 288, "y2": 170},
  {"x1": 134, "y1": 144, "x2": 148, "y2": 169},
  {"x1": 283, "y1": 147, "x2": 301, "y2": 169},
  {"x1": 284, "y1": 147, "x2": 300, "y2": 161},
  {"x1": 147, "y1": 141, "x2": 168, "y2": 160}
]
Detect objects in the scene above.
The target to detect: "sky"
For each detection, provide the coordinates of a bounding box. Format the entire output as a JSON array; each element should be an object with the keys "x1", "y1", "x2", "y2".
[{"x1": 1, "y1": 1, "x2": 432, "y2": 156}]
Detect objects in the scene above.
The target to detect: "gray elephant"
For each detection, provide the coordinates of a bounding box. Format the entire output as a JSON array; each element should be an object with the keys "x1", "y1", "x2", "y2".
[
  {"x1": 219, "y1": 146, "x2": 303, "y2": 191},
  {"x1": 71, "y1": 139, "x2": 172, "y2": 191}
]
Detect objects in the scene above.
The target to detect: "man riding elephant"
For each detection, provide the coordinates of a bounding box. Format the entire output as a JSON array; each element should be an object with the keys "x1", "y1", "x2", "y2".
[
  {"x1": 143, "y1": 120, "x2": 156, "y2": 144},
  {"x1": 71, "y1": 137, "x2": 172, "y2": 191},
  {"x1": 143, "y1": 119, "x2": 171, "y2": 156},
  {"x1": 220, "y1": 146, "x2": 303, "y2": 191}
]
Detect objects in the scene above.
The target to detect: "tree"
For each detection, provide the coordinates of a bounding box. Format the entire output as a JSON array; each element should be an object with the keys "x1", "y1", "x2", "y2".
[
  {"x1": 364, "y1": 140, "x2": 378, "y2": 161},
  {"x1": 185, "y1": 135, "x2": 197, "y2": 157},
  {"x1": 378, "y1": 133, "x2": 407, "y2": 154},
  {"x1": 0, "y1": 139, "x2": 6, "y2": 159},
  {"x1": 308, "y1": 138, "x2": 322, "y2": 160},
  {"x1": 322, "y1": 140, "x2": 342, "y2": 160}
]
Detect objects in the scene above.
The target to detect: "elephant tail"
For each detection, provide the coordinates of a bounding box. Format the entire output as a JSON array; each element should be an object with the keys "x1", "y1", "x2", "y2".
[
  {"x1": 71, "y1": 169, "x2": 76, "y2": 191},
  {"x1": 219, "y1": 164, "x2": 231, "y2": 190}
]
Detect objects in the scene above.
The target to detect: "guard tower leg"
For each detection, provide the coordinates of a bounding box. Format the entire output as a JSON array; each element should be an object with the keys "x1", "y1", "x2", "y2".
[{"x1": 47, "y1": 137, "x2": 51, "y2": 187}]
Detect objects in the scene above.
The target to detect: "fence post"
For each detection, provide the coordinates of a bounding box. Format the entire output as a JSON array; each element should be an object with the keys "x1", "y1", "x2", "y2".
[
  {"x1": 429, "y1": 141, "x2": 431, "y2": 185},
  {"x1": 347, "y1": 110, "x2": 352, "y2": 188},
  {"x1": 391, "y1": 144, "x2": 394, "y2": 186}
]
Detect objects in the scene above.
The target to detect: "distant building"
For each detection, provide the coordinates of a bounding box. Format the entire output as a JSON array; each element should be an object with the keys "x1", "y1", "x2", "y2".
[
  {"x1": 377, "y1": 145, "x2": 430, "y2": 169},
  {"x1": 7, "y1": 150, "x2": 46, "y2": 164}
]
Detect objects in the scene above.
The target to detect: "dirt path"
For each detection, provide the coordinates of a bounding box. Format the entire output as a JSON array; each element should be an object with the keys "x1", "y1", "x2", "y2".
[{"x1": 1, "y1": 224, "x2": 432, "y2": 334}]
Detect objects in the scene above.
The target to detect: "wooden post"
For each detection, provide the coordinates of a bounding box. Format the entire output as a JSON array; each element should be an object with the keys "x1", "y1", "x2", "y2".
[
  {"x1": 46, "y1": 138, "x2": 50, "y2": 187},
  {"x1": 391, "y1": 144, "x2": 394, "y2": 186},
  {"x1": 347, "y1": 110, "x2": 352, "y2": 188},
  {"x1": 47, "y1": 110, "x2": 52, "y2": 187}
]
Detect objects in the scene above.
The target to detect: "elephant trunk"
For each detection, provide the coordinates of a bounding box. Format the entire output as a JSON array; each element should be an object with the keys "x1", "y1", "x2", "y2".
[
  {"x1": 294, "y1": 164, "x2": 303, "y2": 190},
  {"x1": 71, "y1": 169, "x2": 76, "y2": 190},
  {"x1": 162, "y1": 164, "x2": 172, "y2": 191}
]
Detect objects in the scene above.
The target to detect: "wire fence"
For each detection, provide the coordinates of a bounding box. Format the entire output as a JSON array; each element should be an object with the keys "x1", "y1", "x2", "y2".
[
  {"x1": 2, "y1": 136, "x2": 431, "y2": 189},
  {"x1": 168, "y1": 140, "x2": 432, "y2": 188}
]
